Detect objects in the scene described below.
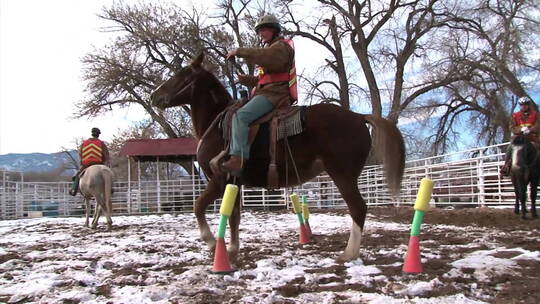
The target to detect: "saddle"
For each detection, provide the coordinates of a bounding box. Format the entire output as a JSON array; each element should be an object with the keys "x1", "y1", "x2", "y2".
[{"x1": 209, "y1": 98, "x2": 305, "y2": 188}]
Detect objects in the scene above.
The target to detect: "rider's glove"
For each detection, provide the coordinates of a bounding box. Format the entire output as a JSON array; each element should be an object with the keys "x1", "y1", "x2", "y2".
[{"x1": 521, "y1": 126, "x2": 530, "y2": 135}]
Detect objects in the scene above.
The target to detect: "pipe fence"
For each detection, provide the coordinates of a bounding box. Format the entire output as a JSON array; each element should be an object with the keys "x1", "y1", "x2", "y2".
[{"x1": 0, "y1": 142, "x2": 513, "y2": 220}]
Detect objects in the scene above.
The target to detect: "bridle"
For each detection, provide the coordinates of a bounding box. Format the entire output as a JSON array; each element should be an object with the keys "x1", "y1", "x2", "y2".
[{"x1": 172, "y1": 66, "x2": 199, "y2": 100}]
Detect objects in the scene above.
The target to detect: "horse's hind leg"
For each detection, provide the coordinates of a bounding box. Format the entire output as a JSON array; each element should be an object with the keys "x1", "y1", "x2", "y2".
[
  {"x1": 195, "y1": 179, "x2": 224, "y2": 252},
  {"x1": 91, "y1": 205, "x2": 100, "y2": 229},
  {"x1": 103, "y1": 198, "x2": 113, "y2": 230},
  {"x1": 92, "y1": 199, "x2": 102, "y2": 229},
  {"x1": 84, "y1": 198, "x2": 90, "y2": 227},
  {"x1": 327, "y1": 173, "x2": 367, "y2": 262}
]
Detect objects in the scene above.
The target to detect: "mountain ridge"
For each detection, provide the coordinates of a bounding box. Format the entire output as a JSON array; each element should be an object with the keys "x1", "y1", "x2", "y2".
[{"x1": 0, "y1": 151, "x2": 79, "y2": 174}]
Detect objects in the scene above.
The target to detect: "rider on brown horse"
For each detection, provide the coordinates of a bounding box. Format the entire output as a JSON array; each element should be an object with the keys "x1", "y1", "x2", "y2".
[
  {"x1": 221, "y1": 15, "x2": 296, "y2": 176},
  {"x1": 69, "y1": 127, "x2": 110, "y2": 196},
  {"x1": 500, "y1": 97, "x2": 540, "y2": 177}
]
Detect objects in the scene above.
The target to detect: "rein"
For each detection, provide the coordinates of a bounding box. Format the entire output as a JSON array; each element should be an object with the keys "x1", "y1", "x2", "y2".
[{"x1": 172, "y1": 66, "x2": 200, "y2": 100}]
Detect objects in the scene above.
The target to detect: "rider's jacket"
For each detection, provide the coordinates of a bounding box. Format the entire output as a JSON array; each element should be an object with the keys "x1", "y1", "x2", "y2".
[
  {"x1": 81, "y1": 138, "x2": 105, "y2": 166},
  {"x1": 235, "y1": 36, "x2": 295, "y2": 109},
  {"x1": 510, "y1": 109, "x2": 540, "y2": 138},
  {"x1": 513, "y1": 110, "x2": 538, "y2": 129},
  {"x1": 255, "y1": 39, "x2": 297, "y2": 102}
]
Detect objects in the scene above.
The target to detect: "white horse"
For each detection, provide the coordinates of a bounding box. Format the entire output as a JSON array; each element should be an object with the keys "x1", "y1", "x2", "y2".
[{"x1": 79, "y1": 164, "x2": 114, "y2": 230}]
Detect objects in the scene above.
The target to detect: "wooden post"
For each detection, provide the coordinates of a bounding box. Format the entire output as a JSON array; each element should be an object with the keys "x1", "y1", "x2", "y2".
[{"x1": 127, "y1": 157, "x2": 131, "y2": 214}]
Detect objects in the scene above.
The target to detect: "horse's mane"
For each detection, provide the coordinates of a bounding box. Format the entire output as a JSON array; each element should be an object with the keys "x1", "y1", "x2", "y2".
[{"x1": 196, "y1": 67, "x2": 233, "y2": 105}]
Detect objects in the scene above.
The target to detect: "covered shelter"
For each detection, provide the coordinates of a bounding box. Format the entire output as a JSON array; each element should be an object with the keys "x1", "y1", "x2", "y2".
[
  {"x1": 119, "y1": 138, "x2": 200, "y2": 212},
  {"x1": 119, "y1": 137, "x2": 199, "y2": 179}
]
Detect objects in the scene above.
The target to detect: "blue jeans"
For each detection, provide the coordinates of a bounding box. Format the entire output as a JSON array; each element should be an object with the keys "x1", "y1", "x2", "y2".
[{"x1": 230, "y1": 95, "x2": 273, "y2": 158}]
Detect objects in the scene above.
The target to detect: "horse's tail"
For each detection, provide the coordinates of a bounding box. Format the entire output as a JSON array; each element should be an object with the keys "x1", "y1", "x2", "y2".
[{"x1": 364, "y1": 115, "x2": 405, "y2": 196}]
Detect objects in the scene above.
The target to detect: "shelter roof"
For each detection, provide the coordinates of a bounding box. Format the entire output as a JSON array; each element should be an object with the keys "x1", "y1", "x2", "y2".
[{"x1": 119, "y1": 138, "x2": 198, "y2": 162}]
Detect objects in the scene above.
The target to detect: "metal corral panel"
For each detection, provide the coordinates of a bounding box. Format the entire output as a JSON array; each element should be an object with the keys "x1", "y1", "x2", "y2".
[{"x1": 1, "y1": 142, "x2": 518, "y2": 220}]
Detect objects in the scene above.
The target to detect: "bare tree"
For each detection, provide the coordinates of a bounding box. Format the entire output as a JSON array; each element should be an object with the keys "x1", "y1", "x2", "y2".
[
  {"x1": 277, "y1": 0, "x2": 475, "y2": 123},
  {"x1": 76, "y1": 1, "x2": 270, "y2": 139},
  {"x1": 413, "y1": 0, "x2": 540, "y2": 153}
]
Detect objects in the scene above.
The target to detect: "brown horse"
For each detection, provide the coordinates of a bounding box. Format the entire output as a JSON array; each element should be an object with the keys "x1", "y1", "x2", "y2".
[
  {"x1": 509, "y1": 135, "x2": 540, "y2": 219},
  {"x1": 150, "y1": 53, "x2": 405, "y2": 263}
]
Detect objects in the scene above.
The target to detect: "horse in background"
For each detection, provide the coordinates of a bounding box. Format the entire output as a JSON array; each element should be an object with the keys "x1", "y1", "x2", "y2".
[
  {"x1": 150, "y1": 53, "x2": 405, "y2": 264},
  {"x1": 79, "y1": 165, "x2": 114, "y2": 229},
  {"x1": 510, "y1": 135, "x2": 540, "y2": 219}
]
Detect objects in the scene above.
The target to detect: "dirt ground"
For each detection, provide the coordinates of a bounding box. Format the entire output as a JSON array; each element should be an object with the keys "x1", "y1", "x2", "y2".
[
  {"x1": 1, "y1": 206, "x2": 540, "y2": 304},
  {"x1": 261, "y1": 206, "x2": 540, "y2": 304}
]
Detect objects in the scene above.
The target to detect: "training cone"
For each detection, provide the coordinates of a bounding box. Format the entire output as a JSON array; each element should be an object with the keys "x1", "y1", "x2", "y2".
[
  {"x1": 305, "y1": 220, "x2": 312, "y2": 238},
  {"x1": 403, "y1": 236, "x2": 422, "y2": 273},
  {"x1": 299, "y1": 224, "x2": 310, "y2": 244},
  {"x1": 212, "y1": 238, "x2": 234, "y2": 274}
]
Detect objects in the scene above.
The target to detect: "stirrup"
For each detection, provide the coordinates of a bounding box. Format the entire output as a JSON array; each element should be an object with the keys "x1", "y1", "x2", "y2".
[
  {"x1": 220, "y1": 163, "x2": 243, "y2": 177},
  {"x1": 210, "y1": 150, "x2": 228, "y2": 176}
]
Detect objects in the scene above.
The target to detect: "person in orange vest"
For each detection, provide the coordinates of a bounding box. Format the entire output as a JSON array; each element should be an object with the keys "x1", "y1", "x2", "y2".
[
  {"x1": 69, "y1": 127, "x2": 110, "y2": 196},
  {"x1": 500, "y1": 97, "x2": 540, "y2": 177},
  {"x1": 221, "y1": 14, "x2": 297, "y2": 176}
]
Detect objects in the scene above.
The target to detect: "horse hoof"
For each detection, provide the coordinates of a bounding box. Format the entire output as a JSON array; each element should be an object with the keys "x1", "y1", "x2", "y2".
[
  {"x1": 227, "y1": 251, "x2": 238, "y2": 264},
  {"x1": 336, "y1": 253, "x2": 356, "y2": 263},
  {"x1": 514, "y1": 209, "x2": 520, "y2": 215}
]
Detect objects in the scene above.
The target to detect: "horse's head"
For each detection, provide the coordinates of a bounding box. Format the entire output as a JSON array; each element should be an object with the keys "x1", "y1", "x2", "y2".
[
  {"x1": 512, "y1": 135, "x2": 528, "y2": 146},
  {"x1": 150, "y1": 53, "x2": 205, "y2": 110}
]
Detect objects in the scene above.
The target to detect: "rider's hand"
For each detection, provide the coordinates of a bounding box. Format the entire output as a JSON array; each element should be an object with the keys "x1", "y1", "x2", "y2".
[
  {"x1": 226, "y1": 49, "x2": 237, "y2": 59},
  {"x1": 521, "y1": 126, "x2": 530, "y2": 135}
]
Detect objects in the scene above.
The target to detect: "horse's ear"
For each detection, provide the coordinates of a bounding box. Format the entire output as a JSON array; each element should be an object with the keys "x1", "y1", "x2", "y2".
[{"x1": 191, "y1": 53, "x2": 204, "y2": 68}]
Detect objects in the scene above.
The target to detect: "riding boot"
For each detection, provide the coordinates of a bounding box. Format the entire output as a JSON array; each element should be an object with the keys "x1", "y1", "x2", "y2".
[
  {"x1": 69, "y1": 174, "x2": 79, "y2": 196},
  {"x1": 221, "y1": 155, "x2": 245, "y2": 177},
  {"x1": 500, "y1": 158, "x2": 511, "y2": 178}
]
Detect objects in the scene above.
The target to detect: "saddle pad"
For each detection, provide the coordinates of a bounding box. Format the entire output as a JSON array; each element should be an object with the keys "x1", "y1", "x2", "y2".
[
  {"x1": 221, "y1": 105, "x2": 304, "y2": 141},
  {"x1": 277, "y1": 108, "x2": 303, "y2": 140}
]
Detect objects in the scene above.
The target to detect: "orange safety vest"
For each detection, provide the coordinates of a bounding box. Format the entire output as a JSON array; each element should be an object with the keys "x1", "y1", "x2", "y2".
[
  {"x1": 255, "y1": 39, "x2": 298, "y2": 101},
  {"x1": 81, "y1": 138, "x2": 104, "y2": 166},
  {"x1": 513, "y1": 110, "x2": 538, "y2": 128}
]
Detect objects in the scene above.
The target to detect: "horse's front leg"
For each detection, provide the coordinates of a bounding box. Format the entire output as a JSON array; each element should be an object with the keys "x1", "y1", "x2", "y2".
[
  {"x1": 520, "y1": 184, "x2": 528, "y2": 220},
  {"x1": 512, "y1": 178, "x2": 520, "y2": 215},
  {"x1": 195, "y1": 179, "x2": 223, "y2": 253},
  {"x1": 227, "y1": 193, "x2": 241, "y2": 264},
  {"x1": 530, "y1": 182, "x2": 538, "y2": 218}
]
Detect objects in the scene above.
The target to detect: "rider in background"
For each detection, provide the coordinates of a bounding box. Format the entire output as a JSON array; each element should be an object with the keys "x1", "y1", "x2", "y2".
[
  {"x1": 500, "y1": 97, "x2": 540, "y2": 177},
  {"x1": 69, "y1": 127, "x2": 110, "y2": 196},
  {"x1": 221, "y1": 14, "x2": 296, "y2": 176}
]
